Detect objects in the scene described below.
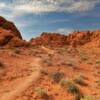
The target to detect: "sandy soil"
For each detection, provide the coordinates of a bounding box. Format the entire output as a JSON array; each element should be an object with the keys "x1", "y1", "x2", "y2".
[{"x1": 0, "y1": 46, "x2": 100, "y2": 100}]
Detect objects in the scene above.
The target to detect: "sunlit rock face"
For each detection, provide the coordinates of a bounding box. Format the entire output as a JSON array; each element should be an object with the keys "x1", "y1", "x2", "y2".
[
  {"x1": 30, "y1": 31, "x2": 100, "y2": 48},
  {"x1": 30, "y1": 32, "x2": 68, "y2": 46},
  {"x1": 0, "y1": 16, "x2": 29, "y2": 47},
  {"x1": 0, "y1": 16, "x2": 22, "y2": 39}
]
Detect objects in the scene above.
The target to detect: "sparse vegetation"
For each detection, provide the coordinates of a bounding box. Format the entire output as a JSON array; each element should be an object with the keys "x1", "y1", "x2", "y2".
[
  {"x1": 78, "y1": 50, "x2": 89, "y2": 61},
  {"x1": 31, "y1": 45, "x2": 39, "y2": 49},
  {"x1": 51, "y1": 72, "x2": 65, "y2": 83},
  {"x1": 14, "y1": 49, "x2": 21, "y2": 54},
  {"x1": 80, "y1": 54, "x2": 88, "y2": 61},
  {"x1": 95, "y1": 79, "x2": 100, "y2": 87},
  {"x1": 40, "y1": 69, "x2": 49, "y2": 75},
  {"x1": 73, "y1": 76, "x2": 88, "y2": 86},
  {"x1": 35, "y1": 87, "x2": 47, "y2": 97},
  {"x1": 81, "y1": 95, "x2": 94, "y2": 100},
  {"x1": 86, "y1": 61, "x2": 93, "y2": 65},
  {"x1": 78, "y1": 75, "x2": 88, "y2": 80},
  {"x1": 95, "y1": 60, "x2": 100, "y2": 66},
  {"x1": 60, "y1": 79, "x2": 80, "y2": 94},
  {"x1": 60, "y1": 79, "x2": 83, "y2": 100}
]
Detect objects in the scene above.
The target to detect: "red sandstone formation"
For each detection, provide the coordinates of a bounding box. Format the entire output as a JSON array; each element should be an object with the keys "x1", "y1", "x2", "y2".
[
  {"x1": 0, "y1": 16, "x2": 22, "y2": 39},
  {"x1": 30, "y1": 33, "x2": 67, "y2": 46},
  {"x1": 30, "y1": 31, "x2": 100, "y2": 47},
  {"x1": 0, "y1": 16, "x2": 28, "y2": 47},
  {"x1": 0, "y1": 28, "x2": 29, "y2": 47}
]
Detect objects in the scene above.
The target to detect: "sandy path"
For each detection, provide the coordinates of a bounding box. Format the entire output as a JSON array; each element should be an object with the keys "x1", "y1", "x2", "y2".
[
  {"x1": 0, "y1": 58, "x2": 42, "y2": 100},
  {"x1": 41, "y1": 46, "x2": 55, "y2": 54}
]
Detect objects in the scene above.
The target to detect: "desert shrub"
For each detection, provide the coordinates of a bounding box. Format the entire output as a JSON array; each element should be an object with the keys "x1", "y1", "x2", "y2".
[
  {"x1": 79, "y1": 50, "x2": 89, "y2": 61},
  {"x1": 60, "y1": 79, "x2": 68, "y2": 87},
  {"x1": 79, "y1": 75, "x2": 88, "y2": 80},
  {"x1": 95, "y1": 79, "x2": 100, "y2": 86},
  {"x1": 35, "y1": 87, "x2": 47, "y2": 97},
  {"x1": 60, "y1": 79, "x2": 80, "y2": 94},
  {"x1": 75, "y1": 94, "x2": 84, "y2": 100},
  {"x1": 95, "y1": 60, "x2": 100, "y2": 66},
  {"x1": 31, "y1": 45, "x2": 39, "y2": 49},
  {"x1": 14, "y1": 49, "x2": 21, "y2": 54},
  {"x1": 51, "y1": 72, "x2": 65, "y2": 83},
  {"x1": 96, "y1": 61, "x2": 100, "y2": 64},
  {"x1": 81, "y1": 95, "x2": 94, "y2": 100},
  {"x1": 73, "y1": 77, "x2": 88, "y2": 86},
  {"x1": 86, "y1": 61, "x2": 93, "y2": 65},
  {"x1": 60, "y1": 79, "x2": 83, "y2": 100},
  {"x1": 40, "y1": 69, "x2": 49, "y2": 75},
  {"x1": 80, "y1": 54, "x2": 88, "y2": 61}
]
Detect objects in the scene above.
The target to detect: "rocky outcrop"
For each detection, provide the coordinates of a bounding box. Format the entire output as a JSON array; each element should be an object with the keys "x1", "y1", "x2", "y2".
[
  {"x1": 0, "y1": 16, "x2": 29, "y2": 47},
  {"x1": 0, "y1": 16, "x2": 22, "y2": 39},
  {"x1": 30, "y1": 33, "x2": 67, "y2": 46},
  {"x1": 0, "y1": 28, "x2": 29, "y2": 47},
  {"x1": 30, "y1": 31, "x2": 100, "y2": 47}
]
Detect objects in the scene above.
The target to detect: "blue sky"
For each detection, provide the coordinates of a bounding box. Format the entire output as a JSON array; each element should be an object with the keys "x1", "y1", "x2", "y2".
[{"x1": 0, "y1": 0, "x2": 100, "y2": 40}]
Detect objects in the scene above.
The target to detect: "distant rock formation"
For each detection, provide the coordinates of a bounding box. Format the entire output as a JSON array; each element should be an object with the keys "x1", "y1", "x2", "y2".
[
  {"x1": 30, "y1": 31, "x2": 100, "y2": 47},
  {"x1": 0, "y1": 16, "x2": 99, "y2": 48},
  {"x1": 30, "y1": 33, "x2": 67, "y2": 46}
]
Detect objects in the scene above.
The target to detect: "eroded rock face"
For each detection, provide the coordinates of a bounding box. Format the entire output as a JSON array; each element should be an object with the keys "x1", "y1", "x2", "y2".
[
  {"x1": 0, "y1": 28, "x2": 13, "y2": 46},
  {"x1": 0, "y1": 28, "x2": 29, "y2": 47},
  {"x1": 0, "y1": 16, "x2": 29, "y2": 47},
  {"x1": 30, "y1": 31, "x2": 100, "y2": 47},
  {"x1": 0, "y1": 16, "x2": 22, "y2": 39},
  {"x1": 31, "y1": 32, "x2": 67, "y2": 46}
]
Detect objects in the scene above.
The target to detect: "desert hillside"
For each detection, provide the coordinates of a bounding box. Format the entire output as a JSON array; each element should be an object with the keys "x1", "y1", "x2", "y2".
[
  {"x1": 0, "y1": 16, "x2": 100, "y2": 100},
  {"x1": 31, "y1": 31, "x2": 100, "y2": 48}
]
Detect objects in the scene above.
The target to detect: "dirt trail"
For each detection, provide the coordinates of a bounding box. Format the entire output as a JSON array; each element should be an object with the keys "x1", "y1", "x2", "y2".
[
  {"x1": 0, "y1": 58, "x2": 42, "y2": 100},
  {"x1": 41, "y1": 46, "x2": 55, "y2": 54}
]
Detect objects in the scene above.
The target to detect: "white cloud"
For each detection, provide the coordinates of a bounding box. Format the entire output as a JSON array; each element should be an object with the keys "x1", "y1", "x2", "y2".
[
  {"x1": 66, "y1": 1, "x2": 95, "y2": 12},
  {"x1": 0, "y1": 2, "x2": 6, "y2": 8},
  {"x1": 0, "y1": 0, "x2": 100, "y2": 32},
  {"x1": 54, "y1": 28, "x2": 74, "y2": 34},
  {"x1": 0, "y1": 0, "x2": 100, "y2": 16}
]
